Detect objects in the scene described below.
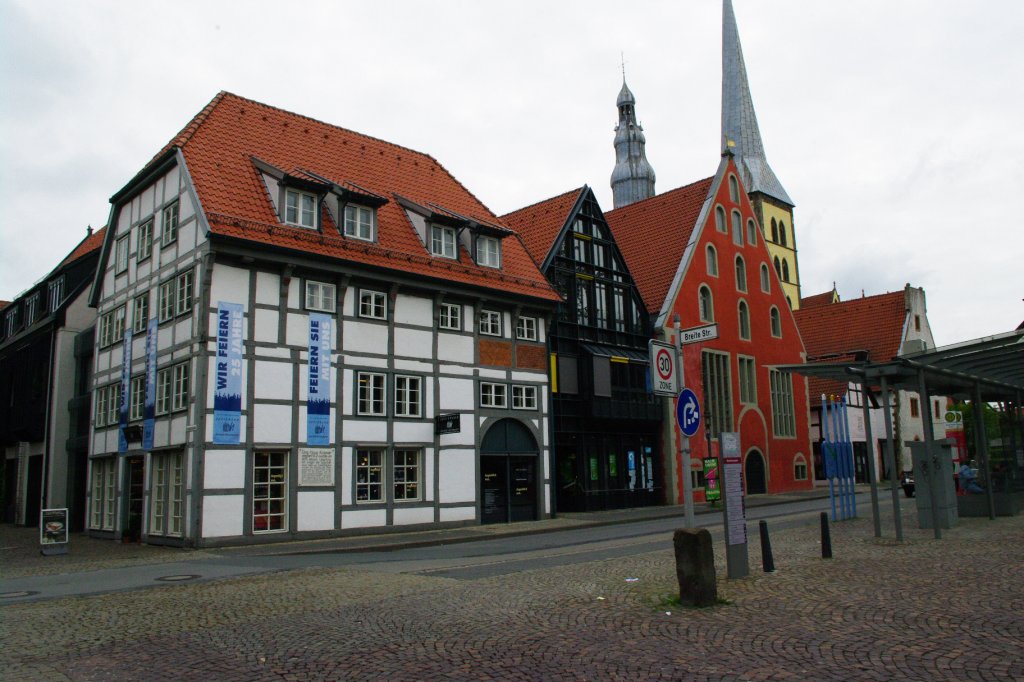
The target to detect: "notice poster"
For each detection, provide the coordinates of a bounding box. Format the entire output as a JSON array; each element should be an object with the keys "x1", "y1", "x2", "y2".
[
  {"x1": 40, "y1": 508, "x2": 69, "y2": 545},
  {"x1": 118, "y1": 329, "x2": 133, "y2": 453},
  {"x1": 213, "y1": 302, "x2": 243, "y2": 444},
  {"x1": 721, "y1": 432, "x2": 747, "y2": 546},
  {"x1": 703, "y1": 457, "x2": 721, "y2": 502},
  {"x1": 307, "y1": 313, "x2": 332, "y2": 446},
  {"x1": 298, "y1": 448, "x2": 335, "y2": 486},
  {"x1": 143, "y1": 318, "x2": 158, "y2": 450}
]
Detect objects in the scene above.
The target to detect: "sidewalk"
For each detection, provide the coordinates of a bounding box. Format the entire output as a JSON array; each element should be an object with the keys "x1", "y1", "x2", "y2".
[{"x1": 0, "y1": 484, "x2": 859, "y2": 580}]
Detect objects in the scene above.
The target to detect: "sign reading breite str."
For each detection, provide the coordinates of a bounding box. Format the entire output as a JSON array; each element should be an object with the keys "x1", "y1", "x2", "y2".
[
  {"x1": 648, "y1": 340, "x2": 679, "y2": 396},
  {"x1": 680, "y1": 323, "x2": 719, "y2": 345}
]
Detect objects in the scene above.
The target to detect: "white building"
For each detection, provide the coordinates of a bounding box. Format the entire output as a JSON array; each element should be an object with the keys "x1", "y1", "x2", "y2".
[{"x1": 86, "y1": 92, "x2": 560, "y2": 547}]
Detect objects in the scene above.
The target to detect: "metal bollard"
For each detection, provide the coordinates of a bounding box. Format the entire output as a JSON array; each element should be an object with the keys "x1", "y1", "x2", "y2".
[
  {"x1": 820, "y1": 512, "x2": 833, "y2": 559},
  {"x1": 758, "y1": 519, "x2": 775, "y2": 572}
]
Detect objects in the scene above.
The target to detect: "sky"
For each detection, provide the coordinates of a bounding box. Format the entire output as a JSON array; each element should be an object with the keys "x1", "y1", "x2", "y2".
[{"x1": 1, "y1": 0, "x2": 1021, "y2": 345}]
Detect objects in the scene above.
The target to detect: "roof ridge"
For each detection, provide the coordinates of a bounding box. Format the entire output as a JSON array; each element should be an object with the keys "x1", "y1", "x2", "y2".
[
  {"x1": 499, "y1": 186, "x2": 584, "y2": 220},
  {"x1": 605, "y1": 176, "x2": 714, "y2": 216}
]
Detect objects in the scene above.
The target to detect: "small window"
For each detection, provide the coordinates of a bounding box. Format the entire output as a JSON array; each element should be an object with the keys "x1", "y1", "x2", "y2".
[
  {"x1": 285, "y1": 189, "x2": 317, "y2": 228},
  {"x1": 25, "y1": 294, "x2": 39, "y2": 324},
  {"x1": 731, "y1": 210, "x2": 743, "y2": 247},
  {"x1": 480, "y1": 382, "x2": 507, "y2": 408},
  {"x1": 909, "y1": 397, "x2": 920, "y2": 418},
  {"x1": 738, "y1": 300, "x2": 751, "y2": 340},
  {"x1": 735, "y1": 256, "x2": 747, "y2": 292},
  {"x1": 129, "y1": 376, "x2": 146, "y2": 421},
  {"x1": 715, "y1": 205, "x2": 727, "y2": 233},
  {"x1": 156, "y1": 367, "x2": 172, "y2": 415},
  {"x1": 358, "y1": 290, "x2": 386, "y2": 320},
  {"x1": 344, "y1": 205, "x2": 374, "y2": 241},
  {"x1": 794, "y1": 455, "x2": 808, "y2": 481},
  {"x1": 99, "y1": 305, "x2": 127, "y2": 347},
  {"x1": 439, "y1": 302, "x2": 462, "y2": 331},
  {"x1": 760, "y1": 264, "x2": 771, "y2": 293},
  {"x1": 699, "y1": 285, "x2": 714, "y2": 323},
  {"x1": 394, "y1": 449, "x2": 421, "y2": 501},
  {"x1": 512, "y1": 385, "x2": 538, "y2": 410},
  {"x1": 770, "y1": 306, "x2": 782, "y2": 338},
  {"x1": 48, "y1": 277, "x2": 64, "y2": 312},
  {"x1": 778, "y1": 221, "x2": 788, "y2": 247},
  {"x1": 914, "y1": 315, "x2": 921, "y2": 332},
  {"x1": 706, "y1": 244, "x2": 718, "y2": 276},
  {"x1": 516, "y1": 316, "x2": 538, "y2": 341},
  {"x1": 769, "y1": 369, "x2": 796, "y2": 437},
  {"x1": 174, "y1": 270, "x2": 193, "y2": 317},
  {"x1": 770, "y1": 218, "x2": 778, "y2": 243},
  {"x1": 132, "y1": 293, "x2": 149, "y2": 334},
  {"x1": 738, "y1": 356, "x2": 757, "y2": 404},
  {"x1": 161, "y1": 202, "x2": 179, "y2": 246},
  {"x1": 158, "y1": 279, "x2": 176, "y2": 322},
  {"x1": 253, "y1": 451, "x2": 288, "y2": 532},
  {"x1": 479, "y1": 309, "x2": 501, "y2": 336},
  {"x1": 115, "y1": 235, "x2": 129, "y2": 274},
  {"x1": 746, "y1": 219, "x2": 757, "y2": 246},
  {"x1": 137, "y1": 219, "x2": 153, "y2": 262},
  {"x1": 934, "y1": 400, "x2": 941, "y2": 419},
  {"x1": 431, "y1": 225, "x2": 458, "y2": 259},
  {"x1": 592, "y1": 243, "x2": 607, "y2": 269},
  {"x1": 172, "y1": 362, "x2": 190, "y2": 412},
  {"x1": 728, "y1": 174, "x2": 740, "y2": 203},
  {"x1": 572, "y1": 218, "x2": 586, "y2": 234},
  {"x1": 356, "y1": 449, "x2": 384, "y2": 502},
  {"x1": 477, "y1": 236, "x2": 501, "y2": 268},
  {"x1": 773, "y1": 256, "x2": 782, "y2": 279},
  {"x1": 4, "y1": 309, "x2": 18, "y2": 337},
  {"x1": 305, "y1": 280, "x2": 337, "y2": 313},
  {"x1": 394, "y1": 375, "x2": 422, "y2": 418},
  {"x1": 781, "y1": 259, "x2": 790, "y2": 283},
  {"x1": 357, "y1": 372, "x2": 386, "y2": 416}
]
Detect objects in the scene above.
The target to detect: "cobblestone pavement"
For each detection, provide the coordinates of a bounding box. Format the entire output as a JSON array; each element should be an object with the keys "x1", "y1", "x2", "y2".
[{"x1": 2, "y1": 508, "x2": 1022, "y2": 681}]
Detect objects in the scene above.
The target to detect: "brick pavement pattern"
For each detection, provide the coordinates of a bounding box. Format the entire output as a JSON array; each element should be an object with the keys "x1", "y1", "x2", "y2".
[{"x1": 2, "y1": 510, "x2": 1022, "y2": 681}]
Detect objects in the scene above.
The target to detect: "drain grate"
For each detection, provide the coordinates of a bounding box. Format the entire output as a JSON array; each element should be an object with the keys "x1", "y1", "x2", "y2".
[{"x1": 155, "y1": 574, "x2": 200, "y2": 582}]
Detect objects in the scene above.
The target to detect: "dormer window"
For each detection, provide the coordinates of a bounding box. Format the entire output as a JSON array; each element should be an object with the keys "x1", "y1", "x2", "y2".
[
  {"x1": 285, "y1": 189, "x2": 317, "y2": 228},
  {"x1": 48, "y1": 277, "x2": 64, "y2": 312},
  {"x1": 477, "y1": 236, "x2": 501, "y2": 268},
  {"x1": 431, "y1": 225, "x2": 458, "y2": 259},
  {"x1": 344, "y1": 205, "x2": 374, "y2": 241}
]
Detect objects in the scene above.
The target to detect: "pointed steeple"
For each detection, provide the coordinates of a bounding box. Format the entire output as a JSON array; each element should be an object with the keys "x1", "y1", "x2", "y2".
[
  {"x1": 722, "y1": 0, "x2": 793, "y2": 206},
  {"x1": 611, "y1": 76, "x2": 656, "y2": 209}
]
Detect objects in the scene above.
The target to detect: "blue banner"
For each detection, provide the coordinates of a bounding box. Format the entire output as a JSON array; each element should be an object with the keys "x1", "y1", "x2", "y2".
[
  {"x1": 118, "y1": 328, "x2": 133, "y2": 453},
  {"x1": 307, "y1": 313, "x2": 332, "y2": 445},
  {"x1": 213, "y1": 302, "x2": 244, "y2": 444},
  {"x1": 143, "y1": 318, "x2": 157, "y2": 450}
]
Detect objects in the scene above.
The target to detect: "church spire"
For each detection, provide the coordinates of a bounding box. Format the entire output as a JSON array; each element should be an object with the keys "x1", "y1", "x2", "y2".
[
  {"x1": 722, "y1": 0, "x2": 793, "y2": 206},
  {"x1": 611, "y1": 73, "x2": 656, "y2": 209}
]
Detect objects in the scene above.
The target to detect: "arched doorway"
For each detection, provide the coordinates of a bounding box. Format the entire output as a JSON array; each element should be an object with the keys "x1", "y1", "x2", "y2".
[
  {"x1": 745, "y1": 449, "x2": 767, "y2": 495},
  {"x1": 480, "y1": 419, "x2": 539, "y2": 524}
]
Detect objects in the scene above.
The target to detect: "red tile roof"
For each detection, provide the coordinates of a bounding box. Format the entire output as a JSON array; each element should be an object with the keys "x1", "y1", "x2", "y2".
[
  {"x1": 137, "y1": 92, "x2": 558, "y2": 303},
  {"x1": 0, "y1": 301, "x2": 9, "y2": 311},
  {"x1": 59, "y1": 227, "x2": 107, "y2": 269},
  {"x1": 499, "y1": 188, "x2": 582, "y2": 265},
  {"x1": 800, "y1": 289, "x2": 837, "y2": 310},
  {"x1": 604, "y1": 177, "x2": 714, "y2": 313}
]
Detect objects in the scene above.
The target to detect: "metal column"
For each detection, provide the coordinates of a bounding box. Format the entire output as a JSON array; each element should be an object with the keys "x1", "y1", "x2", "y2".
[
  {"x1": 860, "y1": 379, "x2": 882, "y2": 537},
  {"x1": 880, "y1": 376, "x2": 903, "y2": 541}
]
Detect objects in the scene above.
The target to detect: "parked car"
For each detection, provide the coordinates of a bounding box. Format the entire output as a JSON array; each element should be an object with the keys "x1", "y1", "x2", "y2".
[{"x1": 901, "y1": 473, "x2": 915, "y2": 498}]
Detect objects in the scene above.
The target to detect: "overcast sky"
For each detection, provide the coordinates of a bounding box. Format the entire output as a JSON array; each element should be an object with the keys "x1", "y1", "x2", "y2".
[{"x1": 2, "y1": 0, "x2": 1021, "y2": 345}]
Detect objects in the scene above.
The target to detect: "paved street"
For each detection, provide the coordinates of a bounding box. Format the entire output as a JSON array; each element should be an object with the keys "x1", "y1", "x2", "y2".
[{"x1": 2, "y1": 501, "x2": 1022, "y2": 681}]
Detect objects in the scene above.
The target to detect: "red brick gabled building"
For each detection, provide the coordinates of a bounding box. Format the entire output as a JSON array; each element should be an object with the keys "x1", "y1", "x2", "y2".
[{"x1": 607, "y1": 154, "x2": 813, "y2": 502}]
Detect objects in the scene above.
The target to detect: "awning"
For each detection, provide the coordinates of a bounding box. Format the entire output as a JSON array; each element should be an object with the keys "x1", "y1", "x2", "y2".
[{"x1": 580, "y1": 343, "x2": 649, "y2": 364}]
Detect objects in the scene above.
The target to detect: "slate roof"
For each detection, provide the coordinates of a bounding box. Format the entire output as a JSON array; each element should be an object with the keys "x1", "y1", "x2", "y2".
[
  {"x1": 794, "y1": 290, "x2": 908, "y2": 399},
  {"x1": 59, "y1": 227, "x2": 107, "y2": 269},
  {"x1": 604, "y1": 177, "x2": 714, "y2": 313},
  {"x1": 499, "y1": 188, "x2": 582, "y2": 266},
  {"x1": 121, "y1": 92, "x2": 558, "y2": 303}
]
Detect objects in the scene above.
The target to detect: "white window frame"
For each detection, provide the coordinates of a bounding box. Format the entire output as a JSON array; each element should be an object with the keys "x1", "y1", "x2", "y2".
[
  {"x1": 477, "y1": 236, "x2": 501, "y2": 268},
  {"x1": 760, "y1": 263, "x2": 771, "y2": 293},
  {"x1": 431, "y1": 225, "x2": 458, "y2": 259},
  {"x1": 99, "y1": 305, "x2": 127, "y2": 348},
  {"x1": 479, "y1": 309, "x2": 501, "y2": 336},
  {"x1": 161, "y1": 201, "x2": 179, "y2": 247},
  {"x1": 358, "y1": 290, "x2": 386, "y2": 320},
  {"x1": 480, "y1": 382, "x2": 507, "y2": 408},
  {"x1": 794, "y1": 455, "x2": 808, "y2": 481},
  {"x1": 393, "y1": 449, "x2": 422, "y2": 502},
  {"x1": 115, "y1": 235, "x2": 129, "y2": 274},
  {"x1": 158, "y1": 279, "x2": 176, "y2": 322},
  {"x1": 132, "y1": 292, "x2": 149, "y2": 334},
  {"x1": 738, "y1": 300, "x2": 751, "y2": 341},
  {"x1": 174, "y1": 270, "x2": 193, "y2": 317},
  {"x1": 439, "y1": 302, "x2": 462, "y2": 331},
  {"x1": 746, "y1": 218, "x2": 758, "y2": 246},
  {"x1": 25, "y1": 293, "x2": 38, "y2": 324},
  {"x1": 172, "y1": 362, "x2": 190, "y2": 412},
  {"x1": 344, "y1": 204, "x2": 374, "y2": 241},
  {"x1": 155, "y1": 367, "x2": 172, "y2": 415},
  {"x1": 253, "y1": 451, "x2": 288, "y2": 533},
  {"x1": 305, "y1": 280, "x2": 337, "y2": 313},
  {"x1": 770, "y1": 306, "x2": 782, "y2": 338},
  {"x1": 285, "y1": 189, "x2": 317, "y2": 228},
  {"x1": 512, "y1": 384, "x2": 538, "y2": 410},
  {"x1": 129, "y1": 375, "x2": 145, "y2": 421},
  {"x1": 515, "y1": 316, "x2": 538, "y2": 341},
  {"x1": 48, "y1": 277, "x2": 64, "y2": 312},
  {"x1": 89, "y1": 458, "x2": 117, "y2": 531},
  {"x1": 394, "y1": 375, "x2": 422, "y2": 418},
  {"x1": 356, "y1": 448, "x2": 384, "y2": 503},
  {"x1": 357, "y1": 371, "x2": 386, "y2": 416},
  {"x1": 138, "y1": 219, "x2": 153, "y2": 262}
]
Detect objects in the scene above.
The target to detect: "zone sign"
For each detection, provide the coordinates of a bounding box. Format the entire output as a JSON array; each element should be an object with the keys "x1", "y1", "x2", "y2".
[{"x1": 648, "y1": 340, "x2": 679, "y2": 397}]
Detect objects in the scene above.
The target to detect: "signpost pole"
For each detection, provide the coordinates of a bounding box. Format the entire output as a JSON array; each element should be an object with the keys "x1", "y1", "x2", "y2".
[{"x1": 675, "y1": 320, "x2": 695, "y2": 527}]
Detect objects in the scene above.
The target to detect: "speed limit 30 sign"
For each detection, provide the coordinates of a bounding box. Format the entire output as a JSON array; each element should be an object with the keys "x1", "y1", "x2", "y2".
[{"x1": 648, "y1": 340, "x2": 679, "y2": 396}]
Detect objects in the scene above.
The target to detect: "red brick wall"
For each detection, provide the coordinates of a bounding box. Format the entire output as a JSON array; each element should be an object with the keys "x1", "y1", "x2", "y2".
[
  {"x1": 516, "y1": 344, "x2": 547, "y2": 370},
  {"x1": 479, "y1": 339, "x2": 512, "y2": 367}
]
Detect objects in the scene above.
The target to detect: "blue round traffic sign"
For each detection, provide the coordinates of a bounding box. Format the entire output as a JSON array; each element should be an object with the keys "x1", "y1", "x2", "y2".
[{"x1": 676, "y1": 388, "x2": 701, "y2": 437}]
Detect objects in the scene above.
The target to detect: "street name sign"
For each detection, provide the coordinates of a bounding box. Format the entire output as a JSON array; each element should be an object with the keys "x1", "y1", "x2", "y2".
[{"x1": 679, "y1": 323, "x2": 719, "y2": 345}]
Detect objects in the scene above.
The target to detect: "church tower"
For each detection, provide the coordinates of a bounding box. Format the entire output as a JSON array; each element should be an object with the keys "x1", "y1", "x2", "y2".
[
  {"x1": 611, "y1": 78, "x2": 656, "y2": 209},
  {"x1": 722, "y1": 0, "x2": 801, "y2": 308}
]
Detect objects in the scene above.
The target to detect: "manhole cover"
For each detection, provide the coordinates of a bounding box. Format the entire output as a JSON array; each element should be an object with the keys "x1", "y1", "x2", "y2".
[
  {"x1": 155, "y1": 574, "x2": 200, "y2": 582},
  {"x1": 0, "y1": 590, "x2": 38, "y2": 598}
]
